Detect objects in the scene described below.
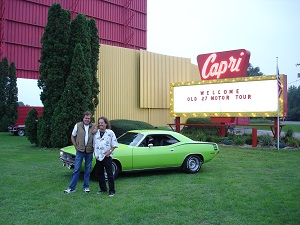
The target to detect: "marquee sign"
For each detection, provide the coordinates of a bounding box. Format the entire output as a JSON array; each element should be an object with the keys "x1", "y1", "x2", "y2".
[
  {"x1": 170, "y1": 75, "x2": 284, "y2": 117},
  {"x1": 197, "y1": 49, "x2": 251, "y2": 80}
]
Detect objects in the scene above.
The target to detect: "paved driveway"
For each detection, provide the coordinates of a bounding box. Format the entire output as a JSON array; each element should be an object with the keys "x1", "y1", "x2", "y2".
[{"x1": 235, "y1": 125, "x2": 300, "y2": 139}]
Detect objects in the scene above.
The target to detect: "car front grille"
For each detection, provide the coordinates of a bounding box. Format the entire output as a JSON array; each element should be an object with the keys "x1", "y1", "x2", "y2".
[{"x1": 60, "y1": 151, "x2": 75, "y2": 164}]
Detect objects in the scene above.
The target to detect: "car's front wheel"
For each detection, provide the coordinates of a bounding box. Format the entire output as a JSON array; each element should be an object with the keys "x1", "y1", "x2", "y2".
[
  {"x1": 17, "y1": 129, "x2": 25, "y2": 136},
  {"x1": 183, "y1": 155, "x2": 202, "y2": 173}
]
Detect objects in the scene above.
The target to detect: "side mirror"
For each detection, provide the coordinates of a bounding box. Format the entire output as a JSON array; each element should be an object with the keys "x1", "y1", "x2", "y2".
[{"x1": 148, "y1": 143, "x2": 153, "y2": 148}]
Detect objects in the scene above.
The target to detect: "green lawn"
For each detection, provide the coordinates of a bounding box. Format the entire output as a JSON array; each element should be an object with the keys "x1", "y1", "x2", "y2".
[
  {"x1": 239, "y1": 124, "x2": 300, "y2": 133},
  {"x1": 0, "y1": 132, "x2": 299, "y2": 225},
  {"x1": 279, "y1": 124, "x2": 300, "y2": 133}
]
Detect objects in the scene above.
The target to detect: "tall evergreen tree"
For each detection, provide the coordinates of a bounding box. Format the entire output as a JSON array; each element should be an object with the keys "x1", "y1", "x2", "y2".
[
  {"x1": 51, "y1": 44, "x2": 91, "y2": 147},
  {"x1": 0, "y1": 57, "x2": 9, "y2": 131},
  {"x1": 25, "y1": 108, "x2": 38, "y2": 144},
  {"x1": 88, "y1": 18, "x2": 100, "y2": 113},
  {"x1": 37, "y1": 4, "x2": 70, "y2": 147},
  {"x1": 36, "y1": 4, "x2": 100, "y2": 147},
  {"x1": 6, "y1": 62, "x2": 18, "y2": 126},
  {"x1": 69, "y1": 14, "x2": 91, "y2": 71}
]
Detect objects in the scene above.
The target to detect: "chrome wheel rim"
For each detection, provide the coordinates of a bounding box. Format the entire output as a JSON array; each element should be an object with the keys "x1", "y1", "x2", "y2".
[{"x1": 188, "y1": 156, "x2": 200, "y2": 172}]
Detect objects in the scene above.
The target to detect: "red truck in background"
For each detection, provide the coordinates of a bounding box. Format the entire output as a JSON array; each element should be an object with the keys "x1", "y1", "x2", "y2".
[{"x1": 8, "y1": 106, "x2": 43, "y2": 136}]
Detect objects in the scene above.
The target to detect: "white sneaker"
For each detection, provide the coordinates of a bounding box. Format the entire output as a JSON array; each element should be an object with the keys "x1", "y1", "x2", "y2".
[
  {"x1": 64, "y1": 188, "x2": 75, "y2": 194},
  {"x1": 84, "y1": 187, "x2": 90, "y2": 193}
]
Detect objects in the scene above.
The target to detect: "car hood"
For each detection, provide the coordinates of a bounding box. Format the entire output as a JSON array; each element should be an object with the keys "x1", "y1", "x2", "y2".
[
  {"x1": 61, "y1": 143, "x2": 130, "y2": 155},
  {"x1": 61, "y1": 146, "x2": 76, "y2": 155}
]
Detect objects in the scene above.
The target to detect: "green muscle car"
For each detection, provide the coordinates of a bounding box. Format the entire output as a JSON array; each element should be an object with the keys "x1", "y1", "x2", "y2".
[{"x1": 60, "y1": 130, "x2": 219, "y2": 178}]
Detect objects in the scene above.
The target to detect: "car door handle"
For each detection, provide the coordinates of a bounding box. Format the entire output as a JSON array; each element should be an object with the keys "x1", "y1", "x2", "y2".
[{"x1": 170, "y1": 148, "x2": 174, "y2": 152}]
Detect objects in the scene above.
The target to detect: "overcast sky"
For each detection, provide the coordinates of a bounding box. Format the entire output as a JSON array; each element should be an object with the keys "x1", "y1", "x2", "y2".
[
  {"x1": 18, "y1": 0, "x2": 300, "y2": 106},
  {"x1": 147, "y1": 0, "x2": 300, "y2": 83}
]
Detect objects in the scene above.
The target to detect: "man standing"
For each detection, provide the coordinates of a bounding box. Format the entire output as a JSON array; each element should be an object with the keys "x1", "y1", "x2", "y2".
[
  {"x1": 94, "y1": 116, "x2": 118, "y2": 197},
  {"x1": 64, "y1": 111, "x2": 96, "y2": 193}
]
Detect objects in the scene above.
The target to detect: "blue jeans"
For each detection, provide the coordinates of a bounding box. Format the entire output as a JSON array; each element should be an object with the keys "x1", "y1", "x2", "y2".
[{"x1": 68, "y1": 150, "x2": 93, "y2": 190}]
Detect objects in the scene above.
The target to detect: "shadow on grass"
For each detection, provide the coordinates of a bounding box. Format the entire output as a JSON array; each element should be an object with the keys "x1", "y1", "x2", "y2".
[{"x1": 88, "y1": 167, "x2": 185, "y2": 182}]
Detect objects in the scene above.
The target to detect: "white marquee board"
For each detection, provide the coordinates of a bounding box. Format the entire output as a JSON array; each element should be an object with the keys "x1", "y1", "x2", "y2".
[{"x1": 170, "y1": 76, "x2": 284, "y2": 117}]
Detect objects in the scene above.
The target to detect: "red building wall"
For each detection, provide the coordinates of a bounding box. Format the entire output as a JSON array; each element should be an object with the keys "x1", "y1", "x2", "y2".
[
  {"x1": 15, "y1": 106, "x2": 43, "y2": 126},
  {"x1": 0, "y1": 0, "x2": 147, "y2": 79}
]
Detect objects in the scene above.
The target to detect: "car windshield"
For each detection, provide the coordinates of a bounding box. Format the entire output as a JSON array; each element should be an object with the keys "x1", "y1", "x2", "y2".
[{"x1": 117, "y1": 132, "x2": 144, "y2": 146}]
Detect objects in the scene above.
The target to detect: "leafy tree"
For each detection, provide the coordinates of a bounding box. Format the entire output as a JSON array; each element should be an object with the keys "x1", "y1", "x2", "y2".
[
  {"x1": 25, "y1": 108, "x2": 38, "y2": 144},
  {"x1": 88, "y1": 18, "x2": 100, "y2": 114},
  {"x1": 51, "y1": 44, "x2": 91, "y2": 147},
  {"x1": 37, "y1": 4, "x2": 70, "y2": 147},
  {"x1": 6, "y1": 62, "x2": 18, "y2": 127},
  {"x1": 247, "y1": 63, "x2": 263, "y2": 76},
  {"x1": 287, "y1": 85, "x2": 300, "y2": 121},
  {"x1": 0, "y1": 57, "x2": 9, "y2": 131}
]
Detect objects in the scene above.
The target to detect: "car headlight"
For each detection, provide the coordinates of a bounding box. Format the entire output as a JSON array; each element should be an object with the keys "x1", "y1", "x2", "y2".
[{"x1": 212, "y1": 143, "x2": 218, "y2": 151}]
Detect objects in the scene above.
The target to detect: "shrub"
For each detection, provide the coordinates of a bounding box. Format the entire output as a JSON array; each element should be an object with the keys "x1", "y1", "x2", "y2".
[
  {"x1": 211, "y1": 136, "x2": 222, "y2": 144},
  {"x1": 25, "y1": 108, "x2": 38, "y2": 145},
  {"x1": 183, "y1": 117, "x2": 219, "y2": 136},
  {"x1": 198, "y1": 132, "x2": 207, "y2": 141},
  {"x1": 110, "y1": 119, "x2": 155, "y2": 137},
  {"x1": 286, "y1": 137, "x2": 300, "y2": 148},
  {"x1": 245, "y1": 137, "x2": 258, "y2": 146},
  {"x1": 233, "y1": 136, "x2": 245, "y2": 145},
  {"x1": 275, "y1": 141, "x2": 286, "y2": 149},
  {"x1": 250, "y1": 118, "x2": 273, "y2": 124},
  {"x1": 222, "y1": 138, "x2": 233, "y2": 145},
  {"x1": 285, "y1": 128, "x2": 294, "y2": 139},
  {"x1": 206, "y1": 135, "x2": 213, "y2": 142},
  {"x1": 227, "y1": 132, "x2": 236, "y2": 140},
  {"x1": 181, "y1": 130, "x2": 206, "y2": 141},
  {"x1": 186, "y1": 117, "x2": 211, "y2": 124},
  {"x1": 245, "y1": 138, "x2": 252, "y2": 145},
  {"x1": 258, "y1": 134, "x2": 274, "y2": 147}
]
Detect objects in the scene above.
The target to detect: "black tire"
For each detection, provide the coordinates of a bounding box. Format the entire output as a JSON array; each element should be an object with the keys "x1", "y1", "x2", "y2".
[
  {"x1": 93, "y1": 160, "x2": 121, "y2": 180},
  {"x1": 103, "y1": 160, "x2": 120, "y2": 180},
  {"x1": 112, "y1": 160, "x2": 120, "y2": 179},
  {"x1": 17, "y1": 129, "x2": 25, "y2": 136},
  {"x1": 183, "y1": 155, "x2": 202, "y2": 173}
]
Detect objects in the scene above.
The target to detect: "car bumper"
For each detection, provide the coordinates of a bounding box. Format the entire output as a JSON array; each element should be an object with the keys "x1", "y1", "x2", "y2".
[
  {"x1": 59, "y1": 151, "x2": 75, "y2": 169},
  {"x1": 8, "y1": 127, "x2": 17, "y2": 133}
]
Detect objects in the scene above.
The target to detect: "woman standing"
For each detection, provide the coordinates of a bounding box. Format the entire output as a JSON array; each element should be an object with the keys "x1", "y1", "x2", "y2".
[{"x1": 93, "y1": 117, "x2": 118, "y2": 196}]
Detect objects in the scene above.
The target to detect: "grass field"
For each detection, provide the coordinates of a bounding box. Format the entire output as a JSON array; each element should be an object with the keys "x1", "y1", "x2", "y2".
[
  {"x1": 0, "y1": 132, "x2": 299, "y2": 225},
  {"x1": 248, "y1": 124, "x2": 300, "y2": 133}
]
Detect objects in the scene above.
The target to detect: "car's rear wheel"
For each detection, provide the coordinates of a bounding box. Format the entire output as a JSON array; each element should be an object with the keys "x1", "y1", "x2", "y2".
[
  {"x1": 183, "y1": 155, "x2": 202, "y2": 173},
  {"x1": 17, "y1": 129, "x2": 25, "y2": 136},
  {"x1": 112, "y1": 160, "x2": 120, "y2": 179}
]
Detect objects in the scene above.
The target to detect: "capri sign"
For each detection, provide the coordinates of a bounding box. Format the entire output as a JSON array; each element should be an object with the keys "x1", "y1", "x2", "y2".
[{"x1": 197, "y1": 49, "x2": 250, "y2": 80}]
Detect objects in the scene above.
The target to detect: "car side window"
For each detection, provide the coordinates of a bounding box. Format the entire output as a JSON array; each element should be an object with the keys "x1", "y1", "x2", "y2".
[
  {"x1": 138, "y1": 134, "x2": 179, "y2": 147},
  {"x1": 138, "y1": 136, "x2": 152, "y2": 147},
  {"x1": 138, "y1": 135, "x2": 160, "y2": 147},
  {"x1": 161, "y1": 135, "x2": 179, "y2": 146}
]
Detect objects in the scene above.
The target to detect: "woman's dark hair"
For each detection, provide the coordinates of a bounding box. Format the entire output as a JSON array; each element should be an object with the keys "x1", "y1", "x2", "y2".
[{"x1": 98, "y1": 116, "x2": 111, "y2": 129}]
